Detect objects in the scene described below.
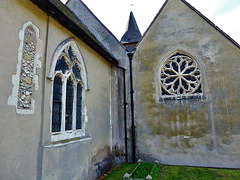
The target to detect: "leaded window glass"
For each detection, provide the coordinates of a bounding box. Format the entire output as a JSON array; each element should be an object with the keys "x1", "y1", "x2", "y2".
[
  {"x1": 55, "y1": 56, "x2": 70, "y2": 73},
  {"x1": 72, "y1": 63, "x2": 81, "y2": 79},
  {"x1": 68, "y1": 46, "x2": 77, "y2": 62},
  {"x1": 50, "y1": 40, "x2": 87, "y2": 141},
  {"x1": 52, "y1": 75, "x2": 62, "y2": 132},
  {"x1": 160, "y1": 52, "x2": 202, "y2": 97},
  {"x1": 76, "y1": 83, "x2": 82, "y2": 129},
  {"x1": 65, "y1": 77, "x2": 74, "y2": 131}
]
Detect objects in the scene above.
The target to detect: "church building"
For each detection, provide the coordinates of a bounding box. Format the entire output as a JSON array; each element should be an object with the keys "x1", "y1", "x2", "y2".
[{"x1": 0, "y1": 0, "x2": 240, "y2": 179}]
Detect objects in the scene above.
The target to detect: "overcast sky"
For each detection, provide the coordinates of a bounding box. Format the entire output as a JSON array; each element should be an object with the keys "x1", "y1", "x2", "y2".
[{"x1": 61, "y1": 0, "x2": 240, "y2": 44}]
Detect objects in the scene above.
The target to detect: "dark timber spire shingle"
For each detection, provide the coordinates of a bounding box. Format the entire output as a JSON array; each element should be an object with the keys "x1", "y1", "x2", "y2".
[{"x1": 121, "y1": 12, "x2": 142, "y2": 44}]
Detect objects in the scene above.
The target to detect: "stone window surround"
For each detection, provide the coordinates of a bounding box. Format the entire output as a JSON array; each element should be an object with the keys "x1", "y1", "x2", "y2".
[
  {"x1": 48, "y1": 38, "x2": 89, "y2": 142},
  {"x1": 154, "y1": 48, "x2": 205, "y2": 102},
  {"x1": 8, "y1": 21, "x2": 42, "y2": 114}
]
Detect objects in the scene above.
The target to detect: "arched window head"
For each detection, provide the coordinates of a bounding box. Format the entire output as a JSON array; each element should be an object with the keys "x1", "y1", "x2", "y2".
[
  {"x1": 49, "y1": 38, "x2": 88, "y2": 141},
  {"x1": 158, "y1": 51, "x2": 203, "y2": 99},
  {"x1": 48, "y1": 38, "x2": 89, "y2": 90}
]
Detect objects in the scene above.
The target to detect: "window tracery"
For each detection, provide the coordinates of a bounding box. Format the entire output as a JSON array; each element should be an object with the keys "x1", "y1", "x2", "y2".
[
  {"x1": 50, "y1": 39, "x2": 88, "y2": 141},
  {"x1": 160, "y1": 52, "x2": 202, "y2": 98}
]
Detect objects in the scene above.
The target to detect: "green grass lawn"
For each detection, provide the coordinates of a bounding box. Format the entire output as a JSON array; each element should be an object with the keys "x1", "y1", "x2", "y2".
[
  {"x1": 99, "y1": 163, "x2": 136, "y2": 180},
  {"x1": 99, "y1": 162, "x2": 240, "y2": 180}
]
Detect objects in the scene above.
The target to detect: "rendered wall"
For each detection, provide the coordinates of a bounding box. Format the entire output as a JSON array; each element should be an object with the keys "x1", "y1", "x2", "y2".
[
  {"x1": 0, "y1": 0, "x2": 127, "y2": 179},
  {"x1": 41, "y1": 17, "x2": 126, "y2": 180},
  {"x1": 0, "y1": 0, "x2": 47, "y2": 179},
  {"x1": 134, "y1": 0, "x2": 240, "y2": 168}
]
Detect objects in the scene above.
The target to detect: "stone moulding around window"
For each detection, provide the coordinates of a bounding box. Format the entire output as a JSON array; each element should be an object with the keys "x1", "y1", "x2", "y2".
[
  {"x1": 8, "y1": 21, "x2": 41, "y2": 114},
  {"x1": 153, "y1": 49, "x2": 204, "y2": 102},
  {"x1": 48, "y1": 38, "x2": 89, "y2": 142},
  {"x1": 48, "y1": 38, "x2": 89, "y2": 90}
]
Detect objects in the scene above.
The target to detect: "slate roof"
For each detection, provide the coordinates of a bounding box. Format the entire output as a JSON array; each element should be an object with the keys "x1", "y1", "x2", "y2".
[
  {"x1": 121, "y1": 12, "x2": 142, "y2": 44},
  {"x1": 30, "y1": 0, "x2": 127, "y2": 65}
]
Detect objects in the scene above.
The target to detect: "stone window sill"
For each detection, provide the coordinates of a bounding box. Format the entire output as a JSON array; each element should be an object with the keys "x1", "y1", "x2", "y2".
[
  {"x1": 160, "y1": 95, "x2": 205, "y2": 101},
  {"x1": 44, "y1": 135, "x2": 91, "y2": 148}
]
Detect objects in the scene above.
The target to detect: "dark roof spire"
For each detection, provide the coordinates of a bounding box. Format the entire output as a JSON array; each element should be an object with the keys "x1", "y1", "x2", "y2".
[{"x1": 121, "y1": 12, "x2": 142, "y2": 44}]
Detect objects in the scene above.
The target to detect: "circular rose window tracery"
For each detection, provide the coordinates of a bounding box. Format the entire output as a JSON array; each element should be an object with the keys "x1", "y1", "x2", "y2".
[{"x1": 160, "y1": 52, "x2": 202, "y2": 96}]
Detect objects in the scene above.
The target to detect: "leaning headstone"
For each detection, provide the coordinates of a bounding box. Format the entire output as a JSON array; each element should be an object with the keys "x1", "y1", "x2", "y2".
[
  {"x1": 146, "y1": 175, "x2": 152, "y2": 179},
  {"x1": 123, "y1": 173, "x2": 130, "y2": 180}
]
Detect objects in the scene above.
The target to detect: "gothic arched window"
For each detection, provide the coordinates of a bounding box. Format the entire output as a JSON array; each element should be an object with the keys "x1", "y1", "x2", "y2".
[
  {"x1": 159, "y1": 51, "x2": 202, "y2": 99},
  {"x1": 49, "y1": 39, "x2": 89, "y2": 141}
]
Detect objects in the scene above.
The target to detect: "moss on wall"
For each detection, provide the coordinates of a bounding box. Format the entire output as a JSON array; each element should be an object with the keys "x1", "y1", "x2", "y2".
[{"x1": 134, "y1": 0, "x2": 240, "y2": 168}]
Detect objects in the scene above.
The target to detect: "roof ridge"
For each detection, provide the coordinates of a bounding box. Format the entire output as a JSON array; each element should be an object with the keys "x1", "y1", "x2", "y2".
[
  {"x1": 180, "y1": 0, "x2": 240, "y2": 49},
  {"x1": 135, "y1": 0, "x2": 169, "y2": 48},
  {"x1": 136, "y1": 0, "x2": 240, "y2": 50}
]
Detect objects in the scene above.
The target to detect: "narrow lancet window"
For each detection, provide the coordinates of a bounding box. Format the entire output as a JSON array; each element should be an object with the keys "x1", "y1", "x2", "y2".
[
  {"x1": 52, "y1": 75, "x2": 62, "y2": 132},
  {"x1": 65, "y1": 77, "x2": 74, "y2": 131},
  {"x1": 76, "y1": 83, "x2": 82, "y2": 129}
]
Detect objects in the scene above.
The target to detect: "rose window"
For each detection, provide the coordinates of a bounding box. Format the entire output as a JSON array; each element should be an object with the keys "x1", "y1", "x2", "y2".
[{"x1": 160, "y1": 52, "x2": 202, "y2": 96}]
